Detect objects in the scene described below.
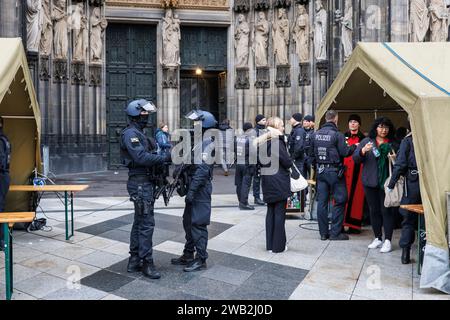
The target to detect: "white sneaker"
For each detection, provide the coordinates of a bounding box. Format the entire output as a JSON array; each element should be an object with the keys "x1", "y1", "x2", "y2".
[
  {"x1": 284, "y1": 246, "x2": 288, "y2": 252},
  {"x1": 368, "y1": 238, "x2": 383, "y2": 249},
  {"x1": 380, "y1": 240, "x2": 392, "y2": 253}
]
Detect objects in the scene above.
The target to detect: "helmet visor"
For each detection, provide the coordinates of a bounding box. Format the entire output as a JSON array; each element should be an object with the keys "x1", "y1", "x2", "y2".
[{"x1": 141, "y1": 101, "x2": 157, "y2": 113}]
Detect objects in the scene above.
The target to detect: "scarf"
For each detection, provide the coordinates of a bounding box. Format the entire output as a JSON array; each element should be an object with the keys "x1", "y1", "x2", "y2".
[{"x1": 377, "y1": 142, "x2": 392, "y2": 189}]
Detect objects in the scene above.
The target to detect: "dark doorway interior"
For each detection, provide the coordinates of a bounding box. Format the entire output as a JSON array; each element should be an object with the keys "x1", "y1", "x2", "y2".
[{"x1": 180, "y1": 71, "x2": 227, "y2": 128}]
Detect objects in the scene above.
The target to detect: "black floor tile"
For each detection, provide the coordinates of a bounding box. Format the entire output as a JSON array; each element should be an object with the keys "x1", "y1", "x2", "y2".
[
  {"x1": 113, "y1": 279, "x2": 176, "y2": 300},
  {"x1": 98, "y1": 229, "x2": 131, "y2": 243},
  {"x1": 80, "y1": 270, "x2": 134, "y2": 292}
]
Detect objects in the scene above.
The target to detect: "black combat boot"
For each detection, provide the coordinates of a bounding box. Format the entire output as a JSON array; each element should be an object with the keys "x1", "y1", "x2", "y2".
[
  {"x1": 171, "y1": 252, "x2": 195, "y2": 265},
  {"x1": 254, "y1": 198, "x2": 265, "y2": 206},
  {"x1": 142, "y1": 260, "x2": 161, "y2": 279},
  {"x1": 127, "y1": 255, "x2": 142, "y2": 273},
  {"x1": 183, "y1": 258, "x2": 207, "y2": 272},
  {"x1": 239, "y1": 203, "x2": 255, "y2": 210},
  {"x1": 330, "y1": 233, "x2": 350, "y2": 241},
  {"x1": 401, "y1": 247, "x2": 411, "y2": 264}
]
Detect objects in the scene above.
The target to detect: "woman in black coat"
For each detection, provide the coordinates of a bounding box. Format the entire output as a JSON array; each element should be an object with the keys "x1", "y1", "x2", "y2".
[
  {"x1": 256, "y1": 117, "x2": 293, "y2": 253},
  {"x1": 353, "y1": 117, "x2": 397, "y2": 253}
]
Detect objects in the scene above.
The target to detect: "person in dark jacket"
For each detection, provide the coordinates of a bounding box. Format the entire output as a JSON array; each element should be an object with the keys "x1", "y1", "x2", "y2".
[
  {"x1": 302, "y1": 115, "x2": 315, "y2": 178},
  {"x1": 155, "y1": 122, "x2": 172, "y2": 156},
  {"x1": 120, "y1": 100, "x2": 171, "y2": 279},
  {"x1": 235, "y1": 122, "x2": 255, "y2": 210},
  {"x1": 309, "y1": 110, "x2": 357, "y2": 241},
  {"x1": 171, "y1": 110, "x2": 216, "y2": 272},
  {"x1": 387, "y1": 130, "x2": 421, "y2": 264},
  {"x1": 353, "y1": 117, "x2": 397, "y2": 253},
  {"x1": 0, "y1": 117, "x2": 11, "y2": 249},
  {"x1": 256, "y1": 117, "x2": 293, "y2": 253},
  {"x1": 251, "y1": 114, "x2": 267, "y2": 206},
  {"x1": 288, "y1": 113, "x2": 306, "y2": 211}
]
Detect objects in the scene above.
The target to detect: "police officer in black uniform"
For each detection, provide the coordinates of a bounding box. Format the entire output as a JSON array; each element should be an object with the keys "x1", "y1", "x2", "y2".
[
  {"x1": 171, "y1": 110, "x2": 216, "y2": 272},
  {"x1": 387, "y1": 131, "x2": 421, "y2": 264},
  {"x1": 302, "y1": 115, "x2": 315, "y2": 177},
  {"x1": 235, "y1": 122, "x2": 255, "y2": 210},
  {"x1": 288, "y1": 113, "x2": 306, "y2": 174},
  {"x1": 309, "y1": 110, "x2": 357, "y2": 241},
  {"x1": 251, "y1": 114, "x2": 267, "y2": 206},
  {"x1": 0, "y1": 117, "x2": 11, "y2": 248},
  {"x1": 120, "y1": 99, "x2": 171, "y2": 279}
]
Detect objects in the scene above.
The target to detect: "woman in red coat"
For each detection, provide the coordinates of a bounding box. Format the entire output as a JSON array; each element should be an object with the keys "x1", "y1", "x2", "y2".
[{"x1": 343, "y1": 114, "x2": 366, "y2": 233}]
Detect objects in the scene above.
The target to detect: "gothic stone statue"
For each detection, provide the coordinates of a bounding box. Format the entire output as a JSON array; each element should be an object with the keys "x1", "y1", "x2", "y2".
[
  {"x1": 410, "y1": 0, "x2": 429, "y2": 42},
  {"x1": 273, "y1": 8, "x2": 290, "y2": 65},
  {"x1": 90, "y1": 7, "x2": 108, "y2": 63},
  {"x1": 341, "y1": 0, "x2": 353, "y2": 62},
  {"x1": 162, "y1": 9, "x2": 181, "y2": 67},
  {"x1": 52, "y1": 0, "x2": 68, "y2": 59},
  {"x1": 314, "y1": 0, "x2": 327, "y2": 61},
  {"x1": 293, "y1": 4, "x2": 310, "y2": 63},
  {"x1": 40, "y1": 0, "x2": 52, "y2": 56},
  {"x1": 254, "y1": 11, "x2": 269, "y2": 67},
  {"x1": 26, "y1": 0, "x2": 41, "y2": 52},
  {"x1": 235, "y1": 13, "x2": 250, "y2": 68},
  {"x1": 429, "y1": 0, "x2": 449, "y2": 42},
  {"x1": 71, "y1": 2, "x2": 87, "y2": 62}
]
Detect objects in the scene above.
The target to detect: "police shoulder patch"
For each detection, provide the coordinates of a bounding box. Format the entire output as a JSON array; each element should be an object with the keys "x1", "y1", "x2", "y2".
[
  {"x1": 296, "y1": 136, "x2": 301, "y2": 141},
  {"x1": 130, "y1": 137, "x2": 141, "y2": 147}
]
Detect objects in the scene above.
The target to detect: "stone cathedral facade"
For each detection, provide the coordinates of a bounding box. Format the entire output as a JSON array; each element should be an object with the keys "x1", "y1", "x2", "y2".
[{"x1": 0, "y1": 0, "x2": 448, "y2": 173}]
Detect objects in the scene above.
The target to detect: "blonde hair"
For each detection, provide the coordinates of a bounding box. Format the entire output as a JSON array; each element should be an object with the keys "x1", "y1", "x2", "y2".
[
  {"x1": 266, "y1": 117, "x2": 284, "y2": 131},
  {"x1": 159, "y1": 122, "x2": 167, "y2": 129}
]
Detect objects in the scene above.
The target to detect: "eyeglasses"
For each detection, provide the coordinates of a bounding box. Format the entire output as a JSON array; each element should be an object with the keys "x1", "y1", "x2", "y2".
[{"x1": 377, "y1": 125, "x2": 389, "y2": 130}]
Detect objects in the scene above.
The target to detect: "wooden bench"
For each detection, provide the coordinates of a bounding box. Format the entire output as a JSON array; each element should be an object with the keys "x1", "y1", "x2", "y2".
[
  {"x1": 9, "y1": 185, "x2": 89, "y2": 240},
  {"x1": 0, "y1": 212, "x2": 35, "y2": 300},
  {"x1": 400, "y1": 204, "x2": 425, "y2": 275}
]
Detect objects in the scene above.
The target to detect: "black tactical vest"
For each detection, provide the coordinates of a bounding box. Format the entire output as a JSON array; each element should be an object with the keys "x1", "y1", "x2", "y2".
[{"x1": 313, "y1": 128, "x2": 339, "y2": 165}]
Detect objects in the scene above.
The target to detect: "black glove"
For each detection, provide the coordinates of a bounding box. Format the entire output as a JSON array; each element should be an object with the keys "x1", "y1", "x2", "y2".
[
  {"x1": 185, "y1": 191, "x2": 194, "y2": 204},
  {"x1": 164, "y1": 152, "x2": 172, "y2": 164}
]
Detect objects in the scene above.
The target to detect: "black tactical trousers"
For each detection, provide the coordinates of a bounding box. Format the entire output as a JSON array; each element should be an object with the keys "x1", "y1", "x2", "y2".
[
  {"x1": 127, "y1": 176, "x2": 155, "y2": 263},
  {"x1": 399, "y1": 181, "x2": 422, "y2": 249},
  {"x1": 182, "y1": 203, "x2": 208, "y2": 261},
  {"x1": 252, "y1": 169, "x2": 261, "y2": 200},
  {"x1": 235, "y1": 165, "x2": 254, "y2": 205},
  {"x1": 266, "y1": 200, "x2": 287, "y2": 253},
  {"x1": 316, "y1": 169, "x2": 348, "y2": 238}
]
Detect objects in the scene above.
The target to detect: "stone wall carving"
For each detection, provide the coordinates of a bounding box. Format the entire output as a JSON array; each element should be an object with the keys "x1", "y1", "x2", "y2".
[
  {"x1": 235, "y1": 67, "x2": 250, "y2": 89},
  {"x1": 293, "y1": 4, "x2": 310, "y2": 63},
  {"x1": 254, "y1": 0, "x2": 270, "y2": 11},
  {"x1": 71, "y1": 61, "x2": 86, "y2": 84},
  {"x1": 52, "y1": 0, "x2": 68, "y2": 60},
  {"x1": 429, "y1": 0, "x2": 449, "y2": 42},
  {"x1": 71, "y1": 2, "x2": 88, "y2": 62},
  {"x1": 89, "y1": 64, "x2": 102, "y2": 86},
  {"x1": 275, "y1": 65, "x2": 290, "y2": 87},
  {"x1": 106, "y1": 0, "x2": 229, "y2": 10},
  {"x1": 314, "y1": 0, "x2": 327, "y2": 61},
  {"x1": 274, "y1": 0, "x2": 291, "y2": 8},
  {"x1": 234, "y1": 0, "x2": 250, "y2": 12},
  {"x1": 409, "y1": 0, "x2": 429, "y2": 42},
  {"x1": 90, "y1": 7, "x2": 108, "y2": 64},
  {"x1": 162, "y1": 66, "x2": 178, "y2": 88},
  {"x1": 40, "y1": 0, "x2": 53, "y2": 56},
  {"x1": 40, "y1": 55, "x2": 51, "y2": 81},
  {"x1": 341, "y1": 0, "x2": 353, "y2": 62},
  {"x1": 273, "y1": 8, "x2": 290, "y2": 65},
  {"x1": 254, "y1": 11, "x2": 269, "y2": 67},
  {"x1": 235, "y1": 13, "x2": 250, "y2": 68},
  {"x1": 255, "y1": 67, "x2": 270, "y2": 88},
  {"x1": 161, "y1": 9, "x2": 181, "y2": 67},
  {"x1": 26, "y1": 0, "x2": 42, "y2": 53},
  {"x1": 53, "y1": 59, "x2": 68, "y2": 83}
]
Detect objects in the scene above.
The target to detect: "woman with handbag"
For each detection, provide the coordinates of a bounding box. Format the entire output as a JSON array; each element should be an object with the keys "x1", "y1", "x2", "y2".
[
  {"x1": 256, "y1": 117, "x2": 293, "y2": 253},
  {"x1": 353, "y1": 117, "x2": 397, "y2": 253}
]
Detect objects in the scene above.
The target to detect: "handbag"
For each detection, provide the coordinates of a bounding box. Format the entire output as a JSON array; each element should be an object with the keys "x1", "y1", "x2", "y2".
[
  {"x1": 384, "y1": 152, "x2": 404, "y2": 207},
  {"x1": 290, "y1": 163, "x2": 308, "y2": 192}
]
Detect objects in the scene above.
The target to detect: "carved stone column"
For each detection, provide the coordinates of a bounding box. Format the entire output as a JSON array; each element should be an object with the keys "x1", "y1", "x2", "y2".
[
  {"x1": 27, "y1": 52, "x2": 39, "y2": 92},
  {"x1": 40, "y1": 56, "x2": 51, "y2": 81},
  {"x1": 162, "y1": 66, "x2": 180, "y2": 131},
  {"x1": 299, "y1": 62, "x2": 311, "y2": 86},
  {"x1": 235, "y1": 67, "x2": 250, "y2": 129},
  {"x1": 316, "y1": 60, "x2": 328, "y2": 99},
  {"x1": 53, "y1": 59, "x2": 68, "y2": 83},
  {"x1": 255, "y1": 66, "x2": 269, "y2": 116},
  {"x1": 276, "y1": 64, "x2": 291, "y2": 121}
]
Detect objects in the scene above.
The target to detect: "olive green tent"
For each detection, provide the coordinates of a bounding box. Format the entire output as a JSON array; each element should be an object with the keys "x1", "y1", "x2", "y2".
[
  {"x1": 315, "y1": 42, "x2": 450, "y2": 294},
  {"x1": 0, "y1": 38, "x2": 41, "y2": 212}
]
